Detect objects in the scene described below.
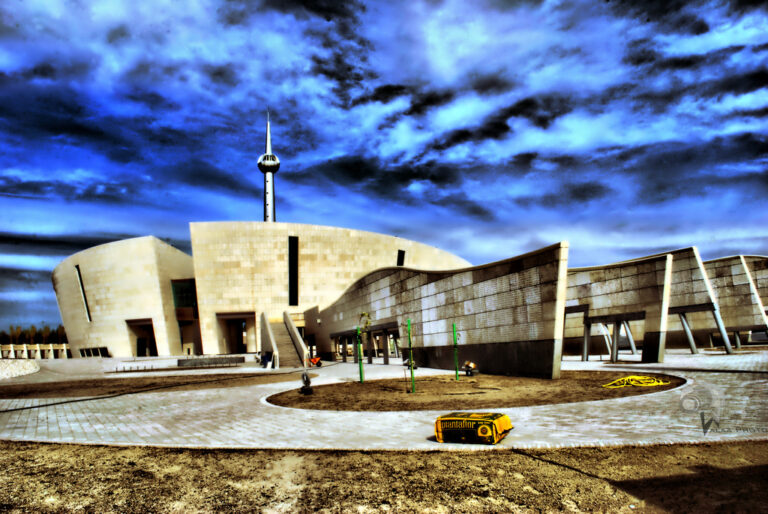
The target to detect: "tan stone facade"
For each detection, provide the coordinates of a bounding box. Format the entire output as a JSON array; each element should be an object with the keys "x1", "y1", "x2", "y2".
[
  {"x1": 50, "y1": 221, "x2": 768, "y2": 372},
  {"x1": 563, "y1": 247, "x2": 733, "y2": 361},
  {"x1": 704, "y1": 256, "x2": 768, "y2": 333},
  {"x1": 310, "y1": 242, "x2": 569, "y2": 378},
  {"x1": 52, "y1": 236, "x2": 194, "y2": 358},
  {"x1": 190, "y1": 222, "x2": 470, "y2": 355}
]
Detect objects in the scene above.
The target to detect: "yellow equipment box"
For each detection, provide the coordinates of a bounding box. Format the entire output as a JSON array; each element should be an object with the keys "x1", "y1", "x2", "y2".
[{"x1": 435, "y1": 412, "x2": 513, "y2": 445}]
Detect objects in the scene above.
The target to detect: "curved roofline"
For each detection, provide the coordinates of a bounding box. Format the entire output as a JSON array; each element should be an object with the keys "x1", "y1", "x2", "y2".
[
  {"x1": 53, "y1": 235, "x2": 187, "y2": 272},
  {"x1": 568, "y1": 246, "x2": 694, "y2": 272},
  {"x1": 189, "y1": 220, "x2": 472, "y2": 265},
  {"x1": 326, "y1": 241, "x2": 568, "y2": 308}
]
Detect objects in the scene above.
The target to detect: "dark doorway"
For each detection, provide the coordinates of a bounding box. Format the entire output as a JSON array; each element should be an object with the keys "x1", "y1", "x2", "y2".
[
  {"x1": 127, "y1": 319, "x2": 158, "y2": 357},
  {"x1": 225, "y1": 319, "x2": 247, "y2": 354}
]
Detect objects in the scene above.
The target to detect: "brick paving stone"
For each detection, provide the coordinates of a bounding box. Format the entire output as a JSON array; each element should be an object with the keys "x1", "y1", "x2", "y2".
[{"x1": 0, "y1": 354, "x2": 765, "y2": 450}]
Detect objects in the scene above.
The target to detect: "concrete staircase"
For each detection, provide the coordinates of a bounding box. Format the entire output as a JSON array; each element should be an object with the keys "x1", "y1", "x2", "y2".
[{"x1": 270, "y1": 321, "x2": 303, "y2": 368}]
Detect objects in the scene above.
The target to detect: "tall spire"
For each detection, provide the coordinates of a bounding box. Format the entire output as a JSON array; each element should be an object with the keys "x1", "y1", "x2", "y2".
[{"x1": 258, "y1": 111, "x2": 280, "y2": 222}]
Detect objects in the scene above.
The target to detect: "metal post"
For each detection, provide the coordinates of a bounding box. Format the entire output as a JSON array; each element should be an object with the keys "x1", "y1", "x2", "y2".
[
  {"x1": 600, "y1": 324, "x2": 612, "y2": 355},
  {"x1": 623, "y1": 321, "x2": 637, "y2": 355},
  {"x1": 733, "y1": 331, "x2": 742, "y2": 350},
  {"x1": 711, "y1": 309, "x2": 734, "y2": 354},
  {"x1": 452, "y1": 322, "x2": 459, "y2": 381},
  {"x1": 356, "y1": 327, "x2": 364, "y2": 383},
  {"x1": 582, "y1": 322, "x2": 591, "y2": 361},
  {"x1": 407, "y1": 319, "x2": 415, "y2": 393},
  {"x1": 679, "y1": 313, "x2": 698, "y2": 354},
  {"x1": 611, "y1": 322, "x2": 620, "y2": 363},
  {"x1": 367, "y1": 330, "x2": 373, "y2": 364}
]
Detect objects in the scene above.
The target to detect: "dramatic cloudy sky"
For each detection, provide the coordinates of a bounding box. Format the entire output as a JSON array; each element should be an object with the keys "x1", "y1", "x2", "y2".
[{"x1": 0, "y1": 0, "x2": 767, "y2": 328}]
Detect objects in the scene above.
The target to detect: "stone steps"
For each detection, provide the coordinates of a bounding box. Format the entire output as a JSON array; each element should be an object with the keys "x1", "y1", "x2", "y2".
[{"x1": 270, "y1": 322, "x2": 303, "y2": 368}]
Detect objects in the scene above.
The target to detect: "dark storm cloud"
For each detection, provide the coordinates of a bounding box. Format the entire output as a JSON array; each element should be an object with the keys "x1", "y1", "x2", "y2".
[
  {"x1": 221, "y1": 0, "x2": 373, "y2": 107},
  {"x1": 706, "y1": 69, "x2": 768, "y2": 97},
  {"x1": 728, "y1": 106, "x2": 768, "y2": 118},
  {"x1": 123, "y1": 89, "x2": 181, "y2": 111},
  {"x1": 606, "y1": 0, "x2": 709, "y2": 34},
  {"x1": 440, "y1": 193, "x2": 494, "y2": 220},
  {"x1": 353, "y1": 75, "x2": 513, "y2": 110},
  {"x1": 123, "y1": 60, "x2": 180, "y2": 83},
  {"x1": 0, "y1": 267, "x2": 49, "y2": 291},
  {"x1": 625, "y1": 42, "x2": 748, "y2": 71},
  {"x1": 290, "y1": 155, "x2": 459, "y2": 191},
  {"x1": 159, "y1": 158, "x2": 262, "y2": 197},
  {"x1": 351, "y1": 84, "x2": 410, "y2": 106},
  {"x1": 589, "y1": 132, "x2": 768, "y2": 203},
  {"x1": 0, "y1": 231, "x2": 191, "y2": 257},
  {"x1": 0, "y1": 176, "x2": 140, "y2": 204},
  {"x1": 0, "y1": 83, "x2": 140, "y2": 163},
  {"x1": 726, "y1": 0, "x2": 768, "y2": 14},
  {"x1": 429, "y1": 94, "x2": 573, "y2": 151},
  {"x1": 515, "y1": 181, "x2": 612, "y2": 207},
  {"x1": 106, "y1": 24, "x2": 130, "y2": 44},
  {"x1": 219, "y1": 0, "x2": 364, "y2": 25},
  {"x1": 509, "y1": 152, "x2": 539, "y2": 172},
  {"x1": 404, "y1": 90, "x2": 457, "y2": 116},
  {"x1": 626, "y1": 67, "x2": 768, "y2": 114},
  {"x1": 286, "y1": 155, "x2": 493, "y2": 219},
  {"x1": 469, "y1": 74, "x2": 515, "y2": 95},
  {"x1": 202, "y1": 63, "x2": 240, "y2": 87}
]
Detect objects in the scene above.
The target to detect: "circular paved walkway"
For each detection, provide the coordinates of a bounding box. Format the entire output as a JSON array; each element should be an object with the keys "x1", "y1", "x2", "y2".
[{"x1": 0, "y1": 349, "x2": 765, "y2": 450}]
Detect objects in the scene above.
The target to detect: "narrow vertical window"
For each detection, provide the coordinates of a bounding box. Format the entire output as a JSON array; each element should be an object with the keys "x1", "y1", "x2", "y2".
[
  {"x1": 74, "y1": 264, "x2": 92, "y2": 322},
  {"x1": 397, "y1": 249, "x2": 405, "y2": 267},
  {"x1": 288, "y1": 236, "x2": 299, "y2": 306}
]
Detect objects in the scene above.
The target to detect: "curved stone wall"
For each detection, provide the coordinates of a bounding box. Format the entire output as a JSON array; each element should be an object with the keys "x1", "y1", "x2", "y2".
[{"x1": 52, "y1": 236, "x2": 194, "y2": 358}]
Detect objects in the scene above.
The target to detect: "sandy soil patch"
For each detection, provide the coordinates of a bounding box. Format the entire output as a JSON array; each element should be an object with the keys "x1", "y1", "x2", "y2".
[
  {"x1": 268, "y1": 371, "x2": 684, "y2": 411},
  {"x1": 0, "y1": 440, "x2": 764, "y2": 512},
  {"x1": 0, "y1": 371, "x2": 314, "y2": 399}
]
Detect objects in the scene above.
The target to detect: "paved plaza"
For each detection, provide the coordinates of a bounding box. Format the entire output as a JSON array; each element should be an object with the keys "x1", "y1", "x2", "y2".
[{"x1": 0, "y1": 349, "x2": 766, "y2": 450}]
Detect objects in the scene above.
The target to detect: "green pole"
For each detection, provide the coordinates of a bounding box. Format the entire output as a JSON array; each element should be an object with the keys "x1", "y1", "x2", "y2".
[
  {"x1": 357, "y1": 326, "x2": 364, "y2": 383},
  {"x1": 407, "y1": 319, "x2": 415, "y2": 393},
  {"x1": 453, "y1": 322, "x2": 459, "y2": 381}
]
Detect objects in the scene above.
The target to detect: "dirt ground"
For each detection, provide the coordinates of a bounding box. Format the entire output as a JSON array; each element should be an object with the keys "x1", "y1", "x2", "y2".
[
  {"x1": 0, "y1": 439, "x2": 765, "y2": 513},
  {"x1": 0, "y1": 371, "x2": 314, "y2": 399},
  {"x1": 269, "y1": 371, "x2": 685, "y2": 411}
]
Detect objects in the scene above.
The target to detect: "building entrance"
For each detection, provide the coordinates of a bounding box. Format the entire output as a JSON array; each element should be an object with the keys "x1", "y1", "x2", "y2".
[
  {"x1": 126, "y1": 319, "x2": 158, "y2": 357},
  {"x1": 216, "y1": 313, "x2": 256, "y2": 354}
]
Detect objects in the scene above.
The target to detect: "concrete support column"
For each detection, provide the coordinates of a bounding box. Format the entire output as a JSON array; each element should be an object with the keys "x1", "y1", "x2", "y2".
[
  {"x1": 582, "y1": 322, "x2": 591, "y2": 361},
  {"x1": 611, "y1": 322, "x2": 620, "y2": 363},
  {"x1": 245, "y1": 317, "x2": 257, "y2": 353},
  {"x1": 623, "y1": 321, "x2": 637, "y2": 355},
  {"x1": 381, "y1": 330, "x2": 389, "y2": 365},
  {"x1": 367, "y1": 332, "x2": 373, "y2": 364},
  {"x1": 353, "y1": 336, "x2": 359, "y2": 364},
  {"x1": 679, "y1": 313, "x2": 698, "y2": 354},
  {"x1": 711, "y1": 308, "x2": 734, "y2": 354}
]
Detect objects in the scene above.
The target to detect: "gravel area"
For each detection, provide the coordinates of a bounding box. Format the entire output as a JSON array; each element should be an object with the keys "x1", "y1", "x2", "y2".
[{"x1": 0, "y1": 361, "x2": 39, "y2": 380}]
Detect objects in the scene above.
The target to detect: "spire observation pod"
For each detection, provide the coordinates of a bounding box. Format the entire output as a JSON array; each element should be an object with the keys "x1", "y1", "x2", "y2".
[{"x1": 257, "y1": 112, "x2": 280, "y2": 222}]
